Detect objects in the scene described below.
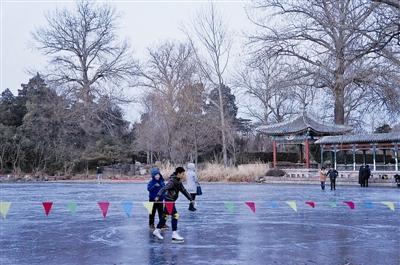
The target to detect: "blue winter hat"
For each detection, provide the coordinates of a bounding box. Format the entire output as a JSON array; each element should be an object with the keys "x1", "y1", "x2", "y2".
[{"x1": 151, "y1": 167, "x2": 160, "y2": 178}]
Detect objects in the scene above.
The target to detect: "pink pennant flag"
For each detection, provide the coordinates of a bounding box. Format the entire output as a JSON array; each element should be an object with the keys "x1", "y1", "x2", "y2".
[
  {"x1": 305, "y1": 201, "x2": 316, "y2": 208},
  {"x1": 245, "y1": 201, "x2": 256, "y2": 213},
  {"x1": 98, "y1": 202, "x2": 110, "y2": 218},
  {"x1": 165, "y1": 202, "x2": 174, "y2": 215},
  {"x1": 42, "y1": 202, "x2": 53, "y2": 216},
  {"x1": 344, "y1": 201, "x2": 355, "y2": 209}
]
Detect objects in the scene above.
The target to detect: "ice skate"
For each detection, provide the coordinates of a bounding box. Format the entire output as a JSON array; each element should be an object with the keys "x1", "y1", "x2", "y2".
[
  {"x1": 172, "y1": 231, "x2": 184, "y2": 243},
  {"x1": 152, "y1": 228, "x2": 164, "y2": 240}
]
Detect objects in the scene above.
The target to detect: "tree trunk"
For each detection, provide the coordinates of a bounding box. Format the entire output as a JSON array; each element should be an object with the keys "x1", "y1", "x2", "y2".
[
  {"x1": 333, "y1": 87, "x2": 345, "y2": 125},
  {"x1": 333, "y1": 46, "x2": 346, "y2": 125},
  {"x1": 217, "y1": 84, "x2": 228, "y2": 167}
]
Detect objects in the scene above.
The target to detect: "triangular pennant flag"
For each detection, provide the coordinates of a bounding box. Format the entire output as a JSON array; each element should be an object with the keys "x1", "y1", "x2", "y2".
[
  {"x1": 122, "y1": 202, "x2": 133, "y2": 217},
  {"x1": 67, "y1": 202, "x2": 77, "y2": 214},
  {"x1": 143, "y1": 202, "x2": 154, "y2": 214},
  {"x1": 305, "y1": 201, "x2": 316, "y2": 208},
  {"x1": 165, "y1": 201, "x2": 174, "y2": 215},
  {"x1": 328, "y1": 202, "x2": 337, "y2": 208},
  {"x1": 344, "y1": 201, "x2": 355, "y2": 209},
  {"x1": 286, "y1": 201, "x2": 297, "y2": 212},
  {"x1": 98, "y1": 202, "x2": 110, "y2": 218},
  {"x1": 245, "y1": 201, "x2": 256, "y2": 213},
  {"x1": 0, "y1": 202, "x2": 11, "y2": 219},
  {"x1": 270, "y1": 202, "x2": 279, "y2": 209},
  {"x1": 224, "y1": 202, "x2": 235, "y2": 213},
  {"x1": 381, "y1": 201, "x2": 395, "y2": 211},
  {"x1": 364, "y1": 201, "x2": 374, "y2": 209},
  {"x1": 42, "y1": 202, "x2": 53, "y2": 216}
]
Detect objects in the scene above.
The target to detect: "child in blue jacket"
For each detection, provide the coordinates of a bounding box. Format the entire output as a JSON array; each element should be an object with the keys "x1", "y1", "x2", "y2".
[{"x1": 147, "y1": 167, "x2": 167, "y2": 230}]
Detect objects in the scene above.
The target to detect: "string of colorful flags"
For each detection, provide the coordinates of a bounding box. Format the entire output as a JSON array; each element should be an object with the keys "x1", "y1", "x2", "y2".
[{"x1": 0, "y1": 200, "x2": 396, "y2": 219}]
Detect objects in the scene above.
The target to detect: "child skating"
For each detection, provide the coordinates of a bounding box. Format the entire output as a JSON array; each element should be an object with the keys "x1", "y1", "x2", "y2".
[
  {"x1": 152, "y1": 167, "x2": 194, "y2": 243},
  {"x1": 147, "y1": 167, "x2": 168, "y2": 230}
]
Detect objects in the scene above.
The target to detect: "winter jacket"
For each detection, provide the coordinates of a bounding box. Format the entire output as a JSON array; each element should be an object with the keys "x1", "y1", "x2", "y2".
[
  {"x1": 327, "y1": 169, "x2": 338, "y2": 180},
  {"x1": 156, "y1": 173, "x2": 192, "y2": 202},
  {"x1": 319, "y1": 169, "x2": 327, "y2": 182},
  {"x1": 147, "y1": 168, "x2": 165, "y2": 201},
  {"x1": 186, "y1": 163, "x2": 199, "y2": 193},
  {"x1": 363, "y1": 166, "x2": 371, "y2": 179},
  {"x1": 358, "y1": 166, "x2": 365, "y2": 184}
]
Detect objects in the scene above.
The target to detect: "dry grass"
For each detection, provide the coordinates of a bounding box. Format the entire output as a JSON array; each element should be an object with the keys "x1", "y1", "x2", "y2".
[{"x1": 159, "y1": 163, "x2": 269, "y2": 183}]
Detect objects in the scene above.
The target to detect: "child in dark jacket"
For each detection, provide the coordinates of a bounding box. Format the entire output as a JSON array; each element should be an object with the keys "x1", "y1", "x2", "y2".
[{"x1": 147, "y1": 168, "x2": 167, "y2": 230}]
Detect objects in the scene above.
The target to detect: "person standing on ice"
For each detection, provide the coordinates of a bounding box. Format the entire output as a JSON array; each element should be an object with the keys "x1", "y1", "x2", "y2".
[
  {"x1": 186, "y1": 163, "x2": 200, "y2": 211},
  {"x1": 327, "y1": 166, "x2": 338, "y2": 191},
  {"x1": 152, "y1": 167, "x2": 194, "y2": 243},
  {"x1": 147, "y1": 167, "x2": 168, "y2": 230},
  {"x1": 319, "y1": 166, "x2": 327, "y2": 190}
]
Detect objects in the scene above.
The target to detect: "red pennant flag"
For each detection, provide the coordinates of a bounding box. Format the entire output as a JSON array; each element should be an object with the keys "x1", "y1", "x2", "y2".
[
  {"x1": 305, "y1": 201, "x2": 316, "y2": 208},
  {"x1": 98, "y1": 202, "x2": 110, "y2": 218},
  {"x1": 165, "y1": 201, "x2": 174, "y2": 215},
  {"x1": 245, "y1": 201, "x2": 256, "y2": 213},
  {"x1": 42, "y1": 202, "x2": 53, "y2": 216},
  {"x1": 344, "y1": 201, "x2": 355, "y2": 209}
]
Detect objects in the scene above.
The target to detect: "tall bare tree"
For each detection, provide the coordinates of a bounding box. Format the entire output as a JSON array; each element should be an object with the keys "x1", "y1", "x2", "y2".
[
  {"x1": 138, "y1": 42, "x2": 200, "y2": 163},
  {"x1": 33, "y1": 1, "x2": 138, "y2": 122},
  {"x1": 185, "y1": 4, "x2": 232, "y2": 166},
  {"x1": 248, "y1": 0, "x2": 398, "y2": 125}
]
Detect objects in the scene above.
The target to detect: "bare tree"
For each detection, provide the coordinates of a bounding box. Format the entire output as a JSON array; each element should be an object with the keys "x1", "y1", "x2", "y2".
[
  {"x1": 235, "y1": 57, "x2": 307, "y2": 123},
  {"x1": 248, "y1": 0, "x2": 397, "y2": 125},
  {"x1": 33, "y1": 1, "x2": 138, "y2": 108},
  {"x1": 138, "y1": 42, "x2": 201, "y2": 163},
  {"x1": 185, "y1": 4, "x2": 232, "y2": 166}
]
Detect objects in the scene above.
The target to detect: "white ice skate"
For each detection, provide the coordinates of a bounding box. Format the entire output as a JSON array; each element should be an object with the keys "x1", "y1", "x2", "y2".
[
  {"x1": 152, "y1": 228, "x2": 164, "y2": 240},
  {"x1": 172, "y1": 231, "x2": 184, "y2": 243}
]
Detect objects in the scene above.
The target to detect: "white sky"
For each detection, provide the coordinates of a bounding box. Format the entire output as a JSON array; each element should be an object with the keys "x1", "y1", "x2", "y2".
[{"x1": 0, "y1": 0, "x2": 254, "y2": 123}]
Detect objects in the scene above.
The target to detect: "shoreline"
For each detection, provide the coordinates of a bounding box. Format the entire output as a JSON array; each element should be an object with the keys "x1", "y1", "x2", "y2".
[{"x1": 1, "y1": 178, "x2": 397, "y2": 187}]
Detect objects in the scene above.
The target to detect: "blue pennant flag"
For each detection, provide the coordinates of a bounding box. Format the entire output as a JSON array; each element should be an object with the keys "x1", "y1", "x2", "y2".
[
  {"x1": 364, "y1": 201, "x2": 374, "y2": 209},
  {"x1": 122, "y1": 202, "x2": 133, "y2": 217}
]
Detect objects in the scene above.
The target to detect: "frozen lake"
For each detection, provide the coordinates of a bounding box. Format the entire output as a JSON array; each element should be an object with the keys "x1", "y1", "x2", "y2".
[{"x1": 0, "y1": 183, "x2": 399, "y2": 265}]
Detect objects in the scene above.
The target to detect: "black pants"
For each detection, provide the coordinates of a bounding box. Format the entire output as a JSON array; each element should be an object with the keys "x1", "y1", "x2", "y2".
[
  {"x1": 149, "y1": 200, "x2": 163, "y2": 226},
  {"x1": 364, "y1": 178, "x2": 368, "y2": 187},
  {"x1": 320, "y1": 181, "x2": 325, "y2": 190},
  {"x1": 189, "y1": 193, "x2": 196, "y2": 209},
  {"x1": 330, "y1": 178, "x2": 336, "y2": 190},
  {"x1": 157, "y1": 202, "x2": 178, "y2": 231}
]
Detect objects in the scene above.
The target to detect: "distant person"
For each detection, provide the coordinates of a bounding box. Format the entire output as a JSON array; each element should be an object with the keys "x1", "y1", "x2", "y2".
[
  {"x1": 363, "y1": 165, "x2": 371, "y2": 187},
  {"x1": 358, "y1": 165, "x2": 365, "y2": 187},
  {"x1": 327, "y1": 167, "x2": 338, "y2": 191},
  {"x1": 319, "y1": 167, "x2": 327, "y2": 190},
  {"x1": 147, "y1": 168, "x2": 168, "y2": 230},
  {"x1": 96, "y1": 166, "x2": 103, "y2": 184},
  {"x1": 153, "y1": 167, "x2": 194, "y2": 243},
  {"x1": 394, "y1": 173, "x2": 400, "y2": 188},
  {"x1": 186, "y1": 163, "x2": 200, "y2": 211}
]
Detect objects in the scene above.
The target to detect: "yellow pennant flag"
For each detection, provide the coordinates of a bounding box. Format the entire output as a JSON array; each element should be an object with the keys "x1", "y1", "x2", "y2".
[
  {"x1": 0, "y1": 202, "x2": 11, "y2": 219},
  {"x1": 381, "y1": 201, "x2": 395, "y2": 211},
  {"x1": 143, "y1": 202, "x2": 154, "y2": 214},
  {"x1": 286, "y1": 201, "x2": 297, "y2": 212}
]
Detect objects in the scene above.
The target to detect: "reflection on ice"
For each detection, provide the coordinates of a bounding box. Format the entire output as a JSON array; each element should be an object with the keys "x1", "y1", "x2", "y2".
[{"x1": 0, "y1": 183, "x2": 399, "y2": 265}]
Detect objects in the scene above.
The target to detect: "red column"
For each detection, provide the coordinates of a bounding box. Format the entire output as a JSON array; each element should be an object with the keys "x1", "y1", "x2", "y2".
[
  {"x1": 305, "y1": 139, "x2": 310, "y2": 168},
  {"x1": 272, "y1": 140, "x2": 277, "y2": 168}
]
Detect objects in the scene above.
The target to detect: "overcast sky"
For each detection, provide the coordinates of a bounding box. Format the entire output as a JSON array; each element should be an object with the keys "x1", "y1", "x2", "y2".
[{"x1": 1, "y1": 0, "x2": 254, "y2": 123}]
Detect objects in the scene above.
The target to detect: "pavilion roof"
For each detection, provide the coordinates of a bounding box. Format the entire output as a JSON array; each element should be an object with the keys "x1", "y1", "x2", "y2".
[
  {"x1": 315, "y1": 132, "x2": 400, "y2": 145},
  {"x1": 256, "y1": 113, "x2": 352, "y2": 136}
]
